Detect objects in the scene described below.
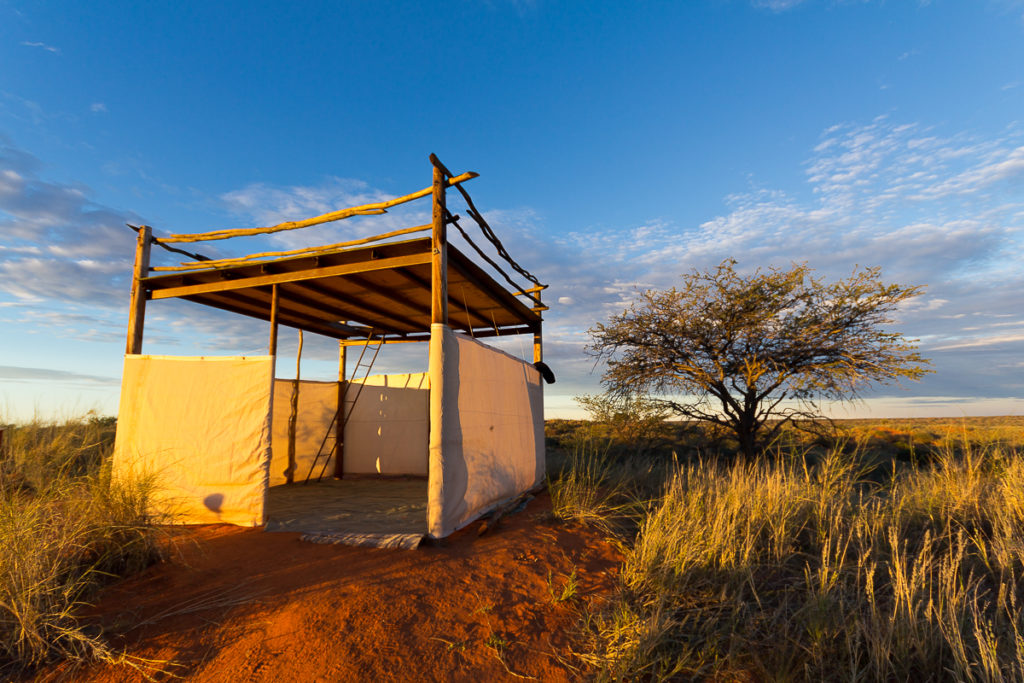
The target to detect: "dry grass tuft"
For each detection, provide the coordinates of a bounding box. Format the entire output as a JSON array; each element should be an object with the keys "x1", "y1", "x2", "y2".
[
  {"x1": 547, "y1": 435, "x2": 668, "y2": 539},
  {"x1": 0, "y1": 415, "x2": 167, "y2": 678}
]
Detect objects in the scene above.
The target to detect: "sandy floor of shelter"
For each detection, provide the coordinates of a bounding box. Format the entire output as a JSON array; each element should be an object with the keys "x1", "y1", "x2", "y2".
[
  {"x1": 38, "y1": 492, "x2": 621, "y2": 682},
  {"x1": 264, "y1": 478, "x2": 428, "y2": 536}
]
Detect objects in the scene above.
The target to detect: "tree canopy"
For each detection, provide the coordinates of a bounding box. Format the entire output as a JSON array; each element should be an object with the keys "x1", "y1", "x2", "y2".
[{"x1": 587, "y1": 259, "x2": 931, "y2": 458}]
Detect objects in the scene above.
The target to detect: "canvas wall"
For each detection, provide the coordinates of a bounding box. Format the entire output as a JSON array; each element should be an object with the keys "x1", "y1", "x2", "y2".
[
  {"x1": 269, "y1": 373, "x2": 429, "y2": 484},
  {"x1": 344, "y1": 373, "x2": 429, "y2": 476},
  {"x1": 112, "y1": 355, "x2": 274, "y2": 526},
  {"x1": 427, "y1": 324, "x2": 545, "y2": 538}
]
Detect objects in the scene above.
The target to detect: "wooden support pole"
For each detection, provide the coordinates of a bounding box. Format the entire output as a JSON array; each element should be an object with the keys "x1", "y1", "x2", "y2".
[
  {"x1": 125, "y1": 225, "x2": 152, "y2": 354},
  {"x1": 286, "y1": 330, "x2": 303, "y2": 484},
  {"x1": 334, "y1": 338, "x2": 347, "y2": 479},
  {"x1": 431, "y1": 161, "x2": 448, "y2": 325},
  {"x1": 268, "y1": 284, "x2": 279, "y2": 355},
  {"x1": 533, "y1": 291, "x2": 543, "y2": 364}
]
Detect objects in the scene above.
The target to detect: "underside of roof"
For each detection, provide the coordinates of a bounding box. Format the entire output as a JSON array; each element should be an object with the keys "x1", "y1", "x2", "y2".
[{"x1": 142, "y1": 236, "x2": 542, "y2": 342}]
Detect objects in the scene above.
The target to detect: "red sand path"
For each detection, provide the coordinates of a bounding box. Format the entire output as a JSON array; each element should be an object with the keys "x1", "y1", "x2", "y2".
[{"x1": 42, "y1": 492, "x2": 621, "y2": 682}]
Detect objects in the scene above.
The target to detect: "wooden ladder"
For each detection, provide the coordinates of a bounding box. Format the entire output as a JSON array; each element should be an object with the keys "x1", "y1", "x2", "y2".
[{"x1": 304, "y1": 333, "x2": 384, "y2": 483}]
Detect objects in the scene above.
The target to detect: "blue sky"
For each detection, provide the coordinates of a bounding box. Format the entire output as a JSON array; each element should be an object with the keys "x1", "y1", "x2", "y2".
[{"x1": 2, "y1": 0, "x2": 1023, "y2": 420}]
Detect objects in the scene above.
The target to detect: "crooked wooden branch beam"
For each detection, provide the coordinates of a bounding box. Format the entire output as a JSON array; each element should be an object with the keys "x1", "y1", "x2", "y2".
[
  {"x1": 511, "y1": 284, "x2": 549, "y2": 296},
  {"x1": 157, "y1": 172, "x2": 478, "y2": 244},
  {"x1": 150, "y1": 224, "x2": 432, "y2": 272},
  {"x1": 431, "y1": 155, "x2": 545, "y2": 302},
  {"x1": 128, "y1": 224, "x2": 212, "y2": 264}
]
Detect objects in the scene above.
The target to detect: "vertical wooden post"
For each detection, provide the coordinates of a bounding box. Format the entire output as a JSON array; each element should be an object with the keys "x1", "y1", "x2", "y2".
[
  {"x1": 334, "y1": 338, "x2": 347, "y2": 479},
  {"x1": 286, "y1": 330, "x2": 303, "y2": 484},
  {"x1": 533, "y1": 291, "x2": 543, "y2": 363},
  {"x1": 430, "y1": 162, "x2": 448, "y2": 325},
  {"x1": 268, "y1": 284, "x2": 280, "y2": 355},
  {"x1": 268, "y1": 284, "x2": 280, "y2": 485},
  {"x1": 125, "y1": 225, "x2": 152, "y2": 354}
]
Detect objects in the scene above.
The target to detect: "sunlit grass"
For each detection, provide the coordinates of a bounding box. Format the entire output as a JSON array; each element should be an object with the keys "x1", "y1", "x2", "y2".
[
  {"x1": 547, "y1": 433, "x2": 669, "y2": 540},
  {"x1": 562, "y1": 433, "x2": 1024, "y2": 680},
  {"x1": 0, "y1": 415, "x2": 167, "y2": 677}
]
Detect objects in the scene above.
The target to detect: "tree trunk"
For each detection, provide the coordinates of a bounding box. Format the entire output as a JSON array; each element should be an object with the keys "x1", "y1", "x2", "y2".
[{"x1": 734, "y1": 409, "x2": 760, "y2": 461}]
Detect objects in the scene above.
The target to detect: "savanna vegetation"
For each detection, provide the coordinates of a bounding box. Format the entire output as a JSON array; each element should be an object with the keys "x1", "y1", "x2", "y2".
[
  {"x1": 547, "y1": 414, "x2": 1024, "y2": 681},
  {"x1": 0, "y1": 413, "x2": 165, "y2": 678},
  {"x1": 5, "y1": 408, "x2": 1024, "y2": 681}
]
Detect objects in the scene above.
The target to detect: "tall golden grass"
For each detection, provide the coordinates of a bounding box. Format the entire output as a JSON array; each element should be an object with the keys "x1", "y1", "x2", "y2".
[
  {"x1": 550, "y1": 428, "x2": 1024, "y2": 680},
  {"x1": 0, "y1": 415, "x2": 166, "y2": 677}
]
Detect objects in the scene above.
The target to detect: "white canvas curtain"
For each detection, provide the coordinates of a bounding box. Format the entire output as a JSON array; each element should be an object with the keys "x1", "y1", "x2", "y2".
[
  {"x1": 112, "y1": 355, "x2": 274, "y2": 526},
  {"x1": 344, "y1": 373, "x2": 429, "y2": 475},
  {"x1": 428, "y1": 324, "x2": 545, "y2": 538},
  {"x1": 268, "y1": 374, "x2": 429, "y2": 483}
]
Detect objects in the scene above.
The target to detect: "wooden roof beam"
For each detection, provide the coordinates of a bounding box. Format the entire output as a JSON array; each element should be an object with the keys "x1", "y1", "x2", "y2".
[
  {"x1": 193, "y1": 282, "x2": 393, "y2": 336},
  {"x1": 448, "y1": 252, "x2": 538, "y2": 326},
  {"x1": 339, "y1": 322, "x2": 534, "y2": 346},
  {"x1": 252, "y1": 260, "x2": 424, "y2": 333},
  {"x1": 465, "y1": 325, "x2": 534, "y2": 339},
  {"x1": 183, "y1": 292, "x2": 362, "y2": 339},
  {"x1": 288, "y1": 279, "x2": 423, "y2": 333},
  {"x1": 389, "y1": 267, "x2": 493, "y2": 329},
  {"x1": 340, "y1": 272, "x2": 421, "y2": 310},
  {"x1": 146, "y1": 252, "x2": 432, "y2": 300},
  {"x1": 272, "y1": 284, "x2": 402, "y2": 330}
]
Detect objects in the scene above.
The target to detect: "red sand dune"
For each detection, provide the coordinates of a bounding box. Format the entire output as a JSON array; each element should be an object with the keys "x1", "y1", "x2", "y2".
[{"x1": 43, "y1": 492, "x2": 620, "y2": 682}]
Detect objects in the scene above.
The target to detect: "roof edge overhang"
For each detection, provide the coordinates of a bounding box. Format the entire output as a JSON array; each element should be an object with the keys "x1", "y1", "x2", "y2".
[{"x1": 141, "y1": 236, "x2": 541, "y2": 341}]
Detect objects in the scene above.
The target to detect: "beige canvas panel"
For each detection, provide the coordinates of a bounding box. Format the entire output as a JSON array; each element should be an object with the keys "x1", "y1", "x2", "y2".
[
  {"x1": 112, "y1": 355, "x2": 274, "y2": 526},
  {"x1": 344, "y1": 373, "x2": 429, "y2": 476},
  {"x1": 269, "y1": 379, "x2": 339, "y2": 485},
  {"x1": 427, "y1": 324, "x2": 544, "y2": 538}
]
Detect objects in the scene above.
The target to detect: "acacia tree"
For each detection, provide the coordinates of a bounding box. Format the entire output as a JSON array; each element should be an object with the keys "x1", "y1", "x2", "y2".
[{"x1": 587, "y1": 259, "x2": 931, "y2": 459}]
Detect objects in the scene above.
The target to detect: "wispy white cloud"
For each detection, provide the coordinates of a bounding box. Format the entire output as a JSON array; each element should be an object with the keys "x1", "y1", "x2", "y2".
[
  {"x1": 219, "y1": 177, "x2": 430, "y2": 250},
  {"x1": 20, "y1": 41, "x2": 60, "y2": 55},
  {"x1": 751, "y1": 0, "x2": 808, "y2": 11},
  {"x1": 221, "y1": 178, "x2": 386, "y2": 225},
  {"x1": 89, "y1": 102, "x2": 107, "y2": 113},
  {"x1": 0, "y1": 365, "x2": 117, "y2": 386},
  {"x1": 931, "y1": 332, "x2": 1024, "y2": 351}
]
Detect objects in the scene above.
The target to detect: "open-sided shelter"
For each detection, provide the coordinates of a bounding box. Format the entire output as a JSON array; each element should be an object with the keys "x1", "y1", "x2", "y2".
[{"x1": 112, "y1": 155, "x2": 551, "y2": 541}]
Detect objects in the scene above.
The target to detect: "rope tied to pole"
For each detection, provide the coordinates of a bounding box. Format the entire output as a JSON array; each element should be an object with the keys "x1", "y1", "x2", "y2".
[{"x1": 127, "y1": 224, "x2": 213, "y2": 264}]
